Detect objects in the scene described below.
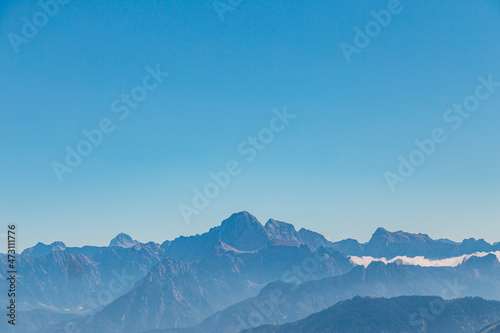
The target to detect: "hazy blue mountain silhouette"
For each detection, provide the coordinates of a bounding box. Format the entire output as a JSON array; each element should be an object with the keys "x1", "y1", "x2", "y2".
[
  {"x1": 5, "y1": 211, "x2": 500, "y2": 333},
  {"x1": 244, "y1": 296, "x2": 500, "y2": 333}
]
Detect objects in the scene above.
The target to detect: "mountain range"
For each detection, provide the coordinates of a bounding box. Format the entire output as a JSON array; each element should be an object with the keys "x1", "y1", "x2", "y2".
[
  {"x1": 2, "y1": 211, "x2": 499, "y2": 333},
  {"x1": 243, "y1": 296, "x2": 500, "y2": 333}
]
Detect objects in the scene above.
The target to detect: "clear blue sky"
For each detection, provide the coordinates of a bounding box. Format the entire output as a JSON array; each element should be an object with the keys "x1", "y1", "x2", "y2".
[{"x1": 1, "y1": 0, "x2": 499, "y2": 250}]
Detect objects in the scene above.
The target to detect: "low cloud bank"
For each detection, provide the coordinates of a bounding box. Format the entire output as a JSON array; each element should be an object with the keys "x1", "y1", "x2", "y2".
[{"x1": 349, "y1": 251, "x2": 500, "y2": 268}]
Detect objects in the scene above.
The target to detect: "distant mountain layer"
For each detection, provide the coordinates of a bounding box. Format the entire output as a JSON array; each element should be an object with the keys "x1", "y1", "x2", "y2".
[
  {"x1": 244, "y1": 296, "x2": 500, "y2": 333},
  {"x1": 138, "y1": 254, "x2": 500, "y2": 333},
  {"x1": 160, "y1": 254, "x2": 499, "y2": 333},
  {"x1": 18, "y1": 211, "x2": 500, "y2": 262},
  {"x1": 40, "y1": 244, "x2": 353, "y2": 333},
  {"x1": 5, "y1": 211, "x2": 500, "y2": 333},
  {"x1": 0, "y1": 241, "x2": 166, "y2": 312},
  {"x1": 330, "y1": 227, "x2": 500, "y2": 259}
]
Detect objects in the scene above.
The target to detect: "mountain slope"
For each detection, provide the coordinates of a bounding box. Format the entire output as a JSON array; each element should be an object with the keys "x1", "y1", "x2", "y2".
[
  {"x1": 245, "y1": 296, "x2": 500, "y2": 333},
  {"x1": 9, "y1": 211, "x2": 500, "y2": 333},
  {"x1": 164, "y1": 212, "x2": 271, "y2": 263},
  {"x1": 0, "y1": 242, "x2": 167, "y2": 312},
  {"x1": 42, "y1": 242, "x2": 353, "y2": 332},
  {"x1": 331, "y1": 227, "x2": 500, "y2": 259},
  {"x1": 176, "y1": 254, "x2": 500, "y2": 332}
]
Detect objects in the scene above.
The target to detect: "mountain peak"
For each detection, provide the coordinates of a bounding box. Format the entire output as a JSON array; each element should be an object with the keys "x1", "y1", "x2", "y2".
[
  {"x1": 109, "y1": 233, "x2": 139, "y2": 248},
  {"x1": 21, "y1": 241, "x2": 66, "y2": 257},
  {"x1": 463, "y1": 253, "x2": 500, "y2": 268},
  {"x1": 438, "y1": 238, "x2": 460, "y2": 245},
  {"x1": 50, "y1": 241, "x2": 67, "y2": 251},
  {"x1": 218, "y1": 211, "x2": 269, "y2": 251},
  {"x1": 219, "y1": 211, "x2": 262, "y2": 231},
  {"x1": 265, "y1": 218, "x2": 300, "y2": 244},
  {"x1": 265, "y1": 218, "x2": 294, "y2": 228},
  {"x1": 297, "y1": 228, "x2": 332, "y2": 250},
  {"x1": 374, "y1": 227, "x2": 389, "y2": 234},
  {"x1": 221, "y1": 211, "x2": 259, "y2": 224},
  {"x1": 363, "y1": 228, "x2": 435, "y2": 258},
  {"x1": 369, "y1": 228, "x2": 432, "y2": 244}
]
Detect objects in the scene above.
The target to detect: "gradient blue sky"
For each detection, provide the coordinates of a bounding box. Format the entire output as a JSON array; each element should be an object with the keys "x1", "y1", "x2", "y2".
[{"x1": 1, "y1": 0, "x2": 499, "y2": 250}]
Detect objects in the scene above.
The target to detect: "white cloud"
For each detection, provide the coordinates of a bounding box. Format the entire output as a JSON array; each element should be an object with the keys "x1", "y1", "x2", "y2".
[{"x1": 349, "y1": 251, "x2": 500, "y2": 268}]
